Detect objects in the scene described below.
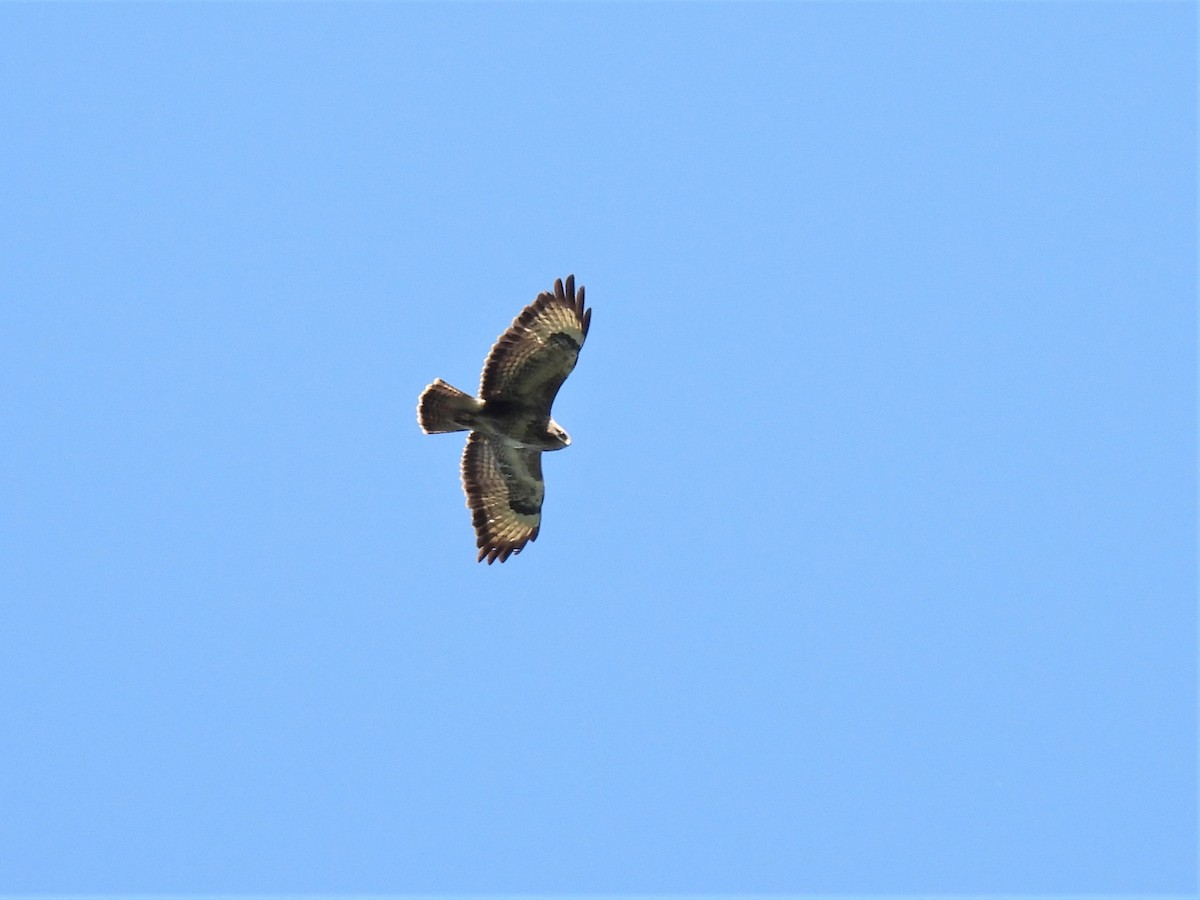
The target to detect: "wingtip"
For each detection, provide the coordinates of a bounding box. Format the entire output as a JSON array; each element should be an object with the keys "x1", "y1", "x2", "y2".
[
  {"x1": 475, "y1": 535, "x2": 535, "y2": 564},
  {"x1": 477, "y1": 545, "x2": 514, "y2": 564},
  {"x1": 557, "y1": 274, "x2": 589, "y2": 334}
]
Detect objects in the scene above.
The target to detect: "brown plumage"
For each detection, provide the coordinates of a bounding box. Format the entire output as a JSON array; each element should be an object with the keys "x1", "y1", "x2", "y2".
[{"x1": 417, "y1": 275, "x2": 591, "y2": 563}]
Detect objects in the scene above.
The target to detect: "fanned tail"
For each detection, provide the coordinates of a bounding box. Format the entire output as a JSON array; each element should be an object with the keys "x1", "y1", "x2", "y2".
[{"x1": 417, "y1": 379, "x2": 482, "y2": 434}]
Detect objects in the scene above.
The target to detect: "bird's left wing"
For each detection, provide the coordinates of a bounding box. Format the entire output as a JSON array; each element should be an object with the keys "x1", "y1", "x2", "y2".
[{"x1": 461, "y1": 433, "x2": 545, "y2": 564}]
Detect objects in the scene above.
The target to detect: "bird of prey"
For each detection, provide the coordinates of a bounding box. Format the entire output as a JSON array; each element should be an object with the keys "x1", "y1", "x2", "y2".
[{"x1": 417, "y1": 275, "x2": 591, "y2": 563}]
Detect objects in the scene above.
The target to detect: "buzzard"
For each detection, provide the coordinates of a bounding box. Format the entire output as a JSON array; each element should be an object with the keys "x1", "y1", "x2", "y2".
[{"x1": 417, "y1": 275, "x2": 591, "y2": 563}]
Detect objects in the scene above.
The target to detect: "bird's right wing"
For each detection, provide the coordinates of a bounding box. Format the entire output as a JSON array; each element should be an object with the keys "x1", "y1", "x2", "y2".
[{"x1": 478, "y1": 275, "x2": 591, "y2": 413}]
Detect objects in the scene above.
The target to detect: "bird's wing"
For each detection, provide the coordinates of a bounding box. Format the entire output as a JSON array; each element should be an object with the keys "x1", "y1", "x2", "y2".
[
  {"x1": 461, "y1": 433, "x2": 545, "y2": 564},
  {"x1": 479, "y1": 275, "x2": 591, "y2": 413}
]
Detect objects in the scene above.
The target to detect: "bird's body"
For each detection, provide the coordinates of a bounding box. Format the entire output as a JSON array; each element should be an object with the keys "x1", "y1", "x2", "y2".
[
  {"x1": 417, "y1": 276, "x2": 591, "y2": 563},
  {"x1": 420, "y1": 382, "x2": 568, "y2": 451}
]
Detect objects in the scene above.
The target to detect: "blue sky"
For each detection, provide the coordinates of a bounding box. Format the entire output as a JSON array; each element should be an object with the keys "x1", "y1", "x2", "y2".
[{"x1": 1, "y1": 2, "x2": 1195, "y2": 895}]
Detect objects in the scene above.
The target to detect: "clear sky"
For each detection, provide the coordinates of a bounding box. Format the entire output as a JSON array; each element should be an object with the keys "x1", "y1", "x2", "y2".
[{"x1": 1, "y1": 2, "x2": 1195, "y2": 895}]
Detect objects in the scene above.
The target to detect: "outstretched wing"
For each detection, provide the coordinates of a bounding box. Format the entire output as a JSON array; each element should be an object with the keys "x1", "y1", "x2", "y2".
[
  {"x1": 480, "y1": 275, "x2": 592, "y2": 413},
  {"x1": 461, "y1": 433, "x2": 545, "y2": 564}
]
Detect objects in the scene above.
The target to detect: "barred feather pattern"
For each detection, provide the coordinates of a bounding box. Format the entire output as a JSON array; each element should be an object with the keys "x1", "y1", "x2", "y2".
[
  {"x1": 461, "y1": 433, "x2": 544, "y2": 564},
  {"x1": 417, "y1": 275, "x2": 590, "y2": 563},
  {"x1": 480, "y1": 275, "x2": 591, "y2": 411}
]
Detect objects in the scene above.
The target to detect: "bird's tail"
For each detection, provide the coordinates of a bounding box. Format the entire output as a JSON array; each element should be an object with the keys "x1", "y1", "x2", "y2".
[{"x1": 418, "y1": 379, "x2": 483, "y2": 434}]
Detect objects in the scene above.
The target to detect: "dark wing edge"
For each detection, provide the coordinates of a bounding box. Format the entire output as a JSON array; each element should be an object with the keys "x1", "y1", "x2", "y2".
[
  {"x1": 478, "y1": 274, "x2": 591, "y2": 409},
  {"x1": 460, "y1": 433, "x2": 545, "y2": 564}
]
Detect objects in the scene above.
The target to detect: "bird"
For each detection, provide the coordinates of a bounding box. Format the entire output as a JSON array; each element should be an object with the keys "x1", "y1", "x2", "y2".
[{"x1": 417, "y1": 275, "x2": 591, "y2": 563}]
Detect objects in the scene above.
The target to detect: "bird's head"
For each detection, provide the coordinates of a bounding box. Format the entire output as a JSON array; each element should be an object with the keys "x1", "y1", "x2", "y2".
[{"x1": 547, "y1": 419, "x2": 571, "y2": 449}]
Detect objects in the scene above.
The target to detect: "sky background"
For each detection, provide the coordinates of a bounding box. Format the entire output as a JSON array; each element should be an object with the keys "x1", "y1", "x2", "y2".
[{"x1": 1, "y1": 3, "x2": 1195, "y2": 895}]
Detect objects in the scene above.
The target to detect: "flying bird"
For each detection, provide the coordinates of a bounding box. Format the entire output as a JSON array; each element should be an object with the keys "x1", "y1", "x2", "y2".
[{"x1": 417, "y1": 275, "x2": 591, "y2": 563}]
